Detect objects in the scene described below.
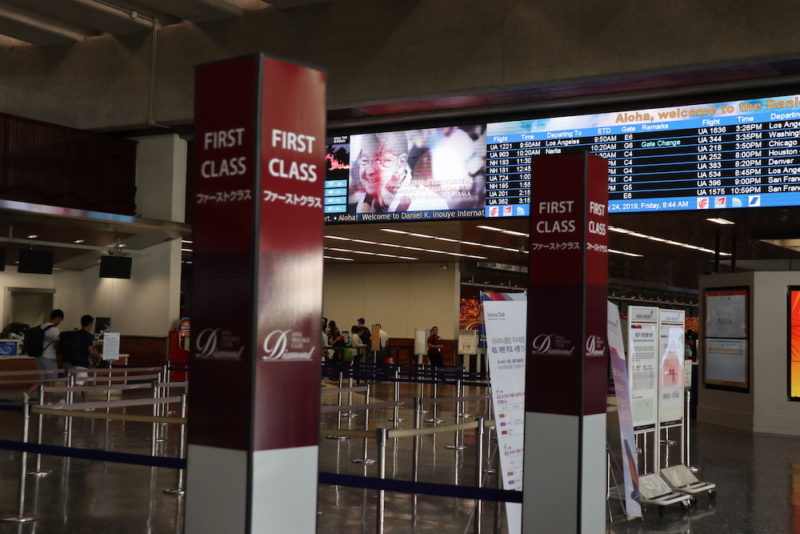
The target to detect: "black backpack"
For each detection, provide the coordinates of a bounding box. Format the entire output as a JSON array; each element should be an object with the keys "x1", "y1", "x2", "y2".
[
  {"x1": 23, "y1": 324, "x2": 55, "y2": 357},
  {"x1": 59, "y1": 330, "x2": 82, "y2": 364}
]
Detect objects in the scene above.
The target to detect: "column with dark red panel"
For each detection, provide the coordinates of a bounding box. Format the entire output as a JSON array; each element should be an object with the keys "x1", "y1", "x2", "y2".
[
  {"x1": 522, "y1": 153, "x2": 608, "y2": 534},
  {"x1": 187, "y1": 54, "x2": 325, "y2": 534}
]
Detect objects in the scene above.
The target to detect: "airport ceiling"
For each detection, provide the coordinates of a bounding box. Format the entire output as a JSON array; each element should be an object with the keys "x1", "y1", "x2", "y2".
[
  {"x1": 2, "y1": 1, "x2": 800, "y2": 299},
  {"x1": 0, "y1": 0, "x2": 318, "y2": 49}
]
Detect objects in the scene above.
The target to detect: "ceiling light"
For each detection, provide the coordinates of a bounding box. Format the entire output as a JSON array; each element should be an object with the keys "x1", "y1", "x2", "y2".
[
  {"x1": 609, "y1": 226, "x2": 730, "y2": 256},
  {"x1": 325, "y1": 247, "x2": 417, "y2": 261},
  {"x1": 477, "y1": 224, "x2": 529, "y2": 237},
  {"x1": 118, "y1": 244, "x2": 127, "y2": 248},
  {"x1": 181, "y1": 248, "x2": 192, "y2": 252},
  {"x1": 609, "y1": 249, "x2": 644, "y2": 258},
  {"x1": 378, "y1": 229, "x2": 515, "y2": 255},
  {"x1": 705, "y1": 218, "x2": 735, "y2": 225},
  {"x1": 323, "y1": 255, "x2": 355, "y2": 262},
  {"x1": 181, "y1": 239, "x2": 193, "y2": 244},
  {"x1": 74, "y1": 239, "x2": 85, "y2": 244},
  {"x1": 326, "y1": 235, "x2": 487, "y2": 259},
  {"x1": 27, "y1": 234, "x2": 38, "y2": 239}
]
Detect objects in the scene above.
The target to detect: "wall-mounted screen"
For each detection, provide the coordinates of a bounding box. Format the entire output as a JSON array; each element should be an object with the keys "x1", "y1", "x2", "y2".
[
  {"x1": 17, "y1": 249, "x2": 53, "y2": 275},
  {"x1": 99, "y1": 255, "x2": 132, "y2": 279},
  {"x1": 788, "y1": 287, "x2": 800, "y2": 400},
  {"x1": 325, "y1": 126, "x2": 487, "y2": 223},
  {"x1": 704, "y1": 287, "x2": 749, "y2": 391},
  {"x1": 326, "y1": 92, "x2": 800, "y2": 223}
]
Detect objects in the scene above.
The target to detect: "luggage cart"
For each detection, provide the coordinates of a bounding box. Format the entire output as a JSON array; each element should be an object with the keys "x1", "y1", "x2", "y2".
[
  {"x1": 638, "y1": 473, "x2": 693, "y2": 515},
  {"x1": 659, "y1": 465, "x2": 716, "y2": 504}
]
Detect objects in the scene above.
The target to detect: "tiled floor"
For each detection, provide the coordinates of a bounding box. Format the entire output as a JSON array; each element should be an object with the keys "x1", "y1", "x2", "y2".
[{"x1": 0, "y1": 382, "x2": 798, "y2": 533}]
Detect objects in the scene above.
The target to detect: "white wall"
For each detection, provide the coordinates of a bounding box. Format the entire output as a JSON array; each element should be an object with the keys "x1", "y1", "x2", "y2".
[
  {"x1": 54, "y1": 240, "x2": 181, "y2": 336},
  {"x1": 698, "y1": 271, "x2": 800, "y2": 436},
  {"x1": 0, "y1": 270, "x2": 56, "y2": 327},
  {"x1": 323, "y1": 262, "x2": 460, "y2": 340},
  {"x1": 697, "y1": 272, "x2": 754, "y2": 431},
  {"x1": 751, "y1": 271, "x2": 800, "y2": 435}
]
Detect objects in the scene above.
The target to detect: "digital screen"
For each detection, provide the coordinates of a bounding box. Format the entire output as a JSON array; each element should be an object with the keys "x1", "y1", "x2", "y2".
[
  {"x1": 99, "y1": 255, "x2": 132, "y2": 279},
  {"x1": 17, "y1": 249, "x2": 53, "y2": 275},
  {"x1": 325, "y1": 127, "x2": 486, "y2": 223},
  {"x1": 789, "y1": 288, "x2": 800, "y2": 400},
  {"x1": 325, "y1": 92, "x2": 800, "y2": 223},
  {"x1": 704, "y1": 287, "x2": 749, "y2": 391}
]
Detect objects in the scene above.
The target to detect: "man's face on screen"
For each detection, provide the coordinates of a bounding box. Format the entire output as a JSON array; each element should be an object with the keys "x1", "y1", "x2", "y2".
[{"x1": 359, "y1": 138, "x2": 402, "y2": 196}]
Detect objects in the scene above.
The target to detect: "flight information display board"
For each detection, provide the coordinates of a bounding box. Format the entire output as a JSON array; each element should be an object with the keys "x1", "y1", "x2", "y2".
[{"x1": 325, "y1": 93, "x2": 800, "y2": 223}]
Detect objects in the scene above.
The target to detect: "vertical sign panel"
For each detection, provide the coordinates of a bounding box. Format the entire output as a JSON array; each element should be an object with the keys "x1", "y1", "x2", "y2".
[
  {"x1": 628, "y1": 306, "x2": 658, "y2": 430},
  {"x1": 188, "y1": 54, "x2": 326, "y2": 534},
  {"x1": 659, "y1": 309, "x2": 685, "y2": 426},
  {"x1": 251, "y1": 57, "x2": 326, "y2": 534},
  {"x1": 191, "y1": 55, "x2": 259, "y2": 451},
  {"x1": 523, "y1": 153, "x2": 608, "y2": 534},
  {"x1": 254, "y1": 57, "x2": 326, "y2": 450}
]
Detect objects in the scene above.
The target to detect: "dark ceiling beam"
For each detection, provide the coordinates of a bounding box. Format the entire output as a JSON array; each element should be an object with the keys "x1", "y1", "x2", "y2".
[{"x1": 0, "y1": 1, "x2": 95, "y2": 45}]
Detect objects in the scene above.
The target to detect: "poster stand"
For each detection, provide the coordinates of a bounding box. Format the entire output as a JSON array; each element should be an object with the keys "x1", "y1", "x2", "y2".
[{"x1": 624, "y1": 306, "x2": 715, "y2": 514}]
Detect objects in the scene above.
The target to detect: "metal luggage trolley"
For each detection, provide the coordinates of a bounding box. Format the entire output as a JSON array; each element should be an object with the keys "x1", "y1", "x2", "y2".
[
  {"x1": 659, "y1": 464, "x2": 716, "y2": 503},
  {"x1": 637, "y1": 473, "x2": 693, "y2": 515}
]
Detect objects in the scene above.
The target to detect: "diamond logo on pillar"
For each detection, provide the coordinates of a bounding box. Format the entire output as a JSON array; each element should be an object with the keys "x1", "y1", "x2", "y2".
[
  {"x1": 195, "y1": 328, "x2": 244, "y2": 360},
  {"x1": 530, "y1": 333, "x2": 575, "y2": 356},
  {"x1": 262, "y1": 329, "x2": 315, "y2": 361},
  {"x1": 584, "y1": 335, "x2": 606, "y2": 357}
]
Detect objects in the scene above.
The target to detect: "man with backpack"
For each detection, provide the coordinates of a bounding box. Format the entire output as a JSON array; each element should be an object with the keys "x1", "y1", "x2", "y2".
[
  {"x1": 60, "y1": 315, "x2": 101, "y2": 406},
  {"x1": 27, "y1": 309, "x2": 64, "y2": 404}
]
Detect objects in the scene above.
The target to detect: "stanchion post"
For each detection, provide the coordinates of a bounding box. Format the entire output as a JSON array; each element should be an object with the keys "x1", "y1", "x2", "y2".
[
  {"x1": 685, "y1": 388, "x2": 692, "y2": 468},
  {"x1": 352, "y1": 384, "x2": 375, "y2": 464},
  {"x1": 412, "y1": 397, "x2": 421, "y2": 484},
  {"x1": 1, "y1": 394, "x2": 36, "y2": 523},
  {"x1": 376, "y1": 427, "x2": 388, "y2": 534},
  {"x1": 446, "y1": 379, "x2": 466, "y2": 451},
  {"x1": 66, "y1": 374, "x2": 75, "y2": 447},
  {"x1": 28, "y1": 385, "x2": 50, "y2": 477},
  {"x1": 151, "y1": 381, "x2": 158, "y2": 456},
  {"x1": 425, "y1": 373, "x2": 443, "y2": 424},
  {"x1": 390, "y1": 369, "x2": 404, "y2": 426},
  {"x1": 164, "y1": 393, "x2": 188, "y2": 496},
  {"x1": 474, "y1": 417, "x2": 485, "y2": 534},
  {"x1": 345, "y1": 375, "x2": 355, "y2": 418}
]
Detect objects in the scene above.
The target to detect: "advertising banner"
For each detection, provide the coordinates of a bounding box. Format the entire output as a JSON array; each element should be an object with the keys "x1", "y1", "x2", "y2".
[
  {"x1": 627, "y1": 306, "x2": 658, "y2": 430},
  {"x1": 482, "y1": 291, "x2": 526, "y2": 534},
  {"x1": 704, "y1": 288, "x2": 749, "y2": 391},
  {"x1": 608, "y1": 301, "x2": 642, "y2": 518},
  {"x1": 659, "y1": 309, "x2": 685, "y2": 426},
  {"x1": 790, "y1": 288, "x2": 800, "y2": 399}
]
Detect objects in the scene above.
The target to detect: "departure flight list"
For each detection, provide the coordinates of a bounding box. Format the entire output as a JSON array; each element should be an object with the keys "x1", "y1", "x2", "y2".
[
  {"x1": 486, "y1": 95, "x2": 800, "y2": 214},
  {"x1": 324, "y1": 94, "x2": 800, "y2": 223}
]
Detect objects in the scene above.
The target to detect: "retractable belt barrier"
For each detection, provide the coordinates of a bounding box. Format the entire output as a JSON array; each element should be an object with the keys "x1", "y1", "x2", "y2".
[
  {"x1": 318, "y1": 472, "x2": 522, "y2": 504},
  {"x1": 0, "y1": 439, "x2": 186, "y2": 470}
]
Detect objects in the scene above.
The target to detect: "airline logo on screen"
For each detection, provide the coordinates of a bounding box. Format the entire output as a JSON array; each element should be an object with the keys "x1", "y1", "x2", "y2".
[
  {"x1": 261, "y1": 329, "x2": 315, "y2": 361},
  {"x1": 195, "y1": 328, "x2": 244, "y2": 360}
]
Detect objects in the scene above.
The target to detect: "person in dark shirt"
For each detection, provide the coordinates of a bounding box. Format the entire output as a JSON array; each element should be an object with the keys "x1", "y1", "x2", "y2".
[
  {"x1": 72, "y1": 315, "x2": 101, "y2": 405},
  {"x1": 357, "y1": 317, "x2": 372, "y2": 349},
  {"x1": 426, "y1": 326, "x2": 444, "y2": 367}
]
